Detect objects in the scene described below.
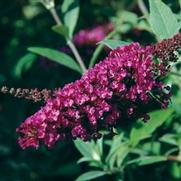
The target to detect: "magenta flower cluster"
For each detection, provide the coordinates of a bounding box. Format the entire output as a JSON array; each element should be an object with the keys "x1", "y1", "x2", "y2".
[
  {"x1": 73, "y1": 23, "x2": 113, "y2": 46},
  {"x1": 17, "y1": 43, "x2": 170, "y2": 149}
]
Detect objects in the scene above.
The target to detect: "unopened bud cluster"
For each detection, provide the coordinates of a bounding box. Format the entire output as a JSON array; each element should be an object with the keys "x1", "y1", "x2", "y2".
[
  {"x1": 1, "y1": 86, "x2": 55, "y2": 102},
  {"x1": 152, "y1": 33, "x2": 181, "y2": 75}
]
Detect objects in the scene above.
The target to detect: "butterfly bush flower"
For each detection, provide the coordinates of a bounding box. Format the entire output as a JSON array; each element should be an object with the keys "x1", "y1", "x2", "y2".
[
  {"x1": 16, "y1": 40, "x2": 175, "y2": 149},
  {"x1": 153, "y1": 33, "x2": 181, "y2": 62},
  {"x1": 152, "y1": 32, "x2": 181, "y2": 75},
  {"x1": 73, "y1": 23, "x2": 113, "y2": 46}
]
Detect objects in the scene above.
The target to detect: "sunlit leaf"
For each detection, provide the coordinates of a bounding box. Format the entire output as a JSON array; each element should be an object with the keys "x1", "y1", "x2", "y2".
[
  {"x1": 106, "y1": 134, "x2": 130, "y2": 168},
  {"x1": 98, "y1": 39, "x2": 130, "y2": 49},
  {"x1": 130, "y1": 109, "x2": 174, "y2": 146},
  {"x1": 76, "y1": 171, "x2": 106, "y2": 181},
  {"x1": 116, "y1": 145, "x2": 130, "y2": 167},
  {"x1": 149, "y1": 0, "x2": 180, "y2": 39},
  {"x1": 74, "y1": 139, "x2": 101, "y2": 161},
  {"x1": 77, "y1": 157, "x2": 94, "y2": 164},
  {"x1": 160, "y1": 134, "x2": 178, "y2": 146},
  {"x1": 117, "y1": 10, "x2": 138, "y2": 25},
  {"x1": 61, "y1": 0, "x2": 80, "y2": 38},
  {"x1": 127, "y1": 156, "x2": 167, "y2": 166},
  {"x1": 142, "y1": 142, "x2": 161, "y2": 155},
  {"x1": 136, "y1": 20, "x2": 152, "y2": 33},
  {"x1": 95, "y1": 138, "x2": 103, "y2": 156},
  {"x1": 106, "y1": 134, "x2": 124, "y2": 161},
  {"x1": 74, "y1": 139, "x2": 94, "y2": 158}
]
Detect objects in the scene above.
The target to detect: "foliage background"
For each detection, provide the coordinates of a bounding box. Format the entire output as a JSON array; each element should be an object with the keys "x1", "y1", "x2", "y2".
[{"x1": 0, "y1": 0, "x2": 181, "y2": 180}]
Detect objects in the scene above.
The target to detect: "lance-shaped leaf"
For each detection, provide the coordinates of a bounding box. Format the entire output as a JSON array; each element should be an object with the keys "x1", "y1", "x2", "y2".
[
  {"x1": 126, "y1": 156, "x2": 167, "y2": 166},
  {"x1": 52, "y1": 24, "x2": 69, "y2": 38},
  {"x1": 130, "y1": 109, "x2": 174, "y2": 146},
  {"x1": 74, "y1": 139, "x2": 101, "y2": 162},
  {"x1": 98, "y1": 39, "x2": 130, "y2": 50},
  {"x1": 76, "y1": 171, "x2": 106, "y2": 181},
  {"x1": 28, "y1": 47, "x2": 82, "y2": 73},
  {"x1": 61, "y1": 0, "x2": 80, "y2": 38}
]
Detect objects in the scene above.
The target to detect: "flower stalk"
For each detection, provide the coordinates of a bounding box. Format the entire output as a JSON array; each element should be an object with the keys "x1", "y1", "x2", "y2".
[
  {"x1": 138, "y1": 0, "x2": 149, "y2": 16},
  {"x1": 49, "y1": 7, "x2": 62, "y2": 25},
  {"x1": 41, "y1": 1, "x2": 87, "y2": 73}
]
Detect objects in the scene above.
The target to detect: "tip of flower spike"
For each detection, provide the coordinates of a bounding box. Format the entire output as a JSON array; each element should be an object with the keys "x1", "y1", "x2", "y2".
[
  {"x1": 0, "y1": 86, "x2": 56, "y2": 102},
  {"x1": 152, "y1": 32, "x2": 181, "y2": 63},
  {"x1": 1, "y1": 86, "x2": 8, "y2": 93}
]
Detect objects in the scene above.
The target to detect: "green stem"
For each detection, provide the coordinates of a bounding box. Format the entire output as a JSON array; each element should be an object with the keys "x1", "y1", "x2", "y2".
[
  {"x1": 49, "y1": 7, "x2": 62, "y2": 25},
  {"x1": 67, "y1": 40, "x2": 87, "y2": 73},
  {"x1": 138, "y1": 0, "x2": 149, "y2": 16},
  {"x1": 89, "y1": 30, "x2": 118, "y2": 68},
  {"x1": 49, "y1": 7, "x2": 87, "y2": 73}
]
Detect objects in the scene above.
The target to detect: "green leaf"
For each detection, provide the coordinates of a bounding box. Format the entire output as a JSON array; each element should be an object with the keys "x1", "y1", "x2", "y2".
[
  {"x1": 99, "y1": 39, "x2": 130, "y2": 49},
  {"x1": 77, "y1": 157, "x2": 102, "y2": 168},
  {"x1": 74, "y1": 139, "x2": 93, "y2": 158},
  {"x1": 142, "y1": 142, "x2": 161, "y2": 155},
  {"x1": 160, "y1": 134, "x2": 178, "y2": 146},
  {"x1": 106, "y1": 134, "x2": 124, "y2": 161},
  {"x1": 52, "y1": 24, "x2": 69, "y2": 38},
  {"x1": 127, "y1": 156, "x2": 167, "y2": 166},
  {"x1": 76, "y1": 171, "x2": 106, "y2": 181},
  {"x1": 136, "y1": 20, "x2": 152, "y2": 33},
  {"x1": 116, "y1": 145, "x2": 130, "y2": 167},
  {"x1": 77, "y1": 157, "x2": 94, "y2": 164},
  {"x1": 74, "y1": 139, "x2": 101, "y2": 161},
  {"x1": 89, "y1": 160, "x2": 103, "y2": 168},
  {"x1": 61, "y1": 0, "x2": 79, "y2": 38},
  {"x1": 149, "y1": 0, "x2": 180, "y2": 39},
  {"x1": 28, "y1": 47, "x2": 82, "y2": 73},
  {"x1": 106, "y1": 137, "x2": 130, "y2": 168},
  {"x1": 95, "y1": 138, "x2": 103, "y2": 156},
  {"x1": 13, "y1": 53, "x2": 36, "y2": 78},
  {"x1": 130, "y1": 109, "x2": 174, "y2": 146},
  {"x1": 171, "y1": 162, "x2": 181, "y2": 179},
  {"x1": 117, "y1": 10, "x2": 138, "y2": 25}
]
